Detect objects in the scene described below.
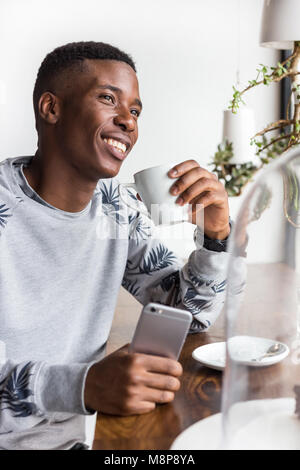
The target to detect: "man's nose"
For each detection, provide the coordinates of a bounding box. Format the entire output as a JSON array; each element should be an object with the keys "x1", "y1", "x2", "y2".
[{"x1": 113, "y1": 108, "x2": 136, "y2": 132}]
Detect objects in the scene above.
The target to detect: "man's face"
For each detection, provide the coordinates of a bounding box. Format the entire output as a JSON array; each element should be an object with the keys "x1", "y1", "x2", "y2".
[{"x1": 55, "y1": 59, "x2": 142, "y2": 180}]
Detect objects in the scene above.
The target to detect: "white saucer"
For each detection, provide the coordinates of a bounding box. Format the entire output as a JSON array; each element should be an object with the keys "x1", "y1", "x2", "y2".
[
  {"x1": 192, "y1": 336, "x2": 289, "y2": 371},
  {"x1": 192, "y1": 342, "x2": 226, "y2": 371},
  {"x1": 171, "y1": 398, "x2": 300, "y2": 450}
]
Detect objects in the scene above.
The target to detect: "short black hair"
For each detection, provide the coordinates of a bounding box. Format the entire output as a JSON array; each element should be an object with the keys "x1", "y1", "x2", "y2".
[{"x1": 33, "y1": 41, "x2": 136, "y2": 125}]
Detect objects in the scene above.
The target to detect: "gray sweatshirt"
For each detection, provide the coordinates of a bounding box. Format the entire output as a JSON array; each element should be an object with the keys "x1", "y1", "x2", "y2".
[{"x1": 0, "y1": 156, "x2": 229, "y2": 450}]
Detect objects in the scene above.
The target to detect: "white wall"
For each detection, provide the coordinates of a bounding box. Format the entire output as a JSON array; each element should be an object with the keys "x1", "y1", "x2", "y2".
[{"x1": 0, "y1": 0, "x2": 279, "y2": 258}]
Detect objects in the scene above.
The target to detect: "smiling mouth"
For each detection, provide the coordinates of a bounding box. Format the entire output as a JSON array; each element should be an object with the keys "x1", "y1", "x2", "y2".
[{"x1": 103, "y1": 137, "x2": 127, "y2": 155}]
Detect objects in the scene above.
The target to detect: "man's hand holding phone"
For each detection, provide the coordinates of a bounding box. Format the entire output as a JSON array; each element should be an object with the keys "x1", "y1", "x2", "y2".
[
  {"x1": 84, "y1": 345, "x2": 183, "y2": 416},
  {"x1": 84, "y1": 303, "x2": 191, "y2": 416}
]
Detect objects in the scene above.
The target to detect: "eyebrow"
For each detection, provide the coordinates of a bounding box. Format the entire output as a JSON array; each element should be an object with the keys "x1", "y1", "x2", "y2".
[{"x1": 95, "y1": 84, "x2": 143, "y2": 110}]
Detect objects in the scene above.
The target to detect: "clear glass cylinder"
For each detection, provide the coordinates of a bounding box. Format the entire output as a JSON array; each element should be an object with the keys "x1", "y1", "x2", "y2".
[{"x1": 221, "y1": 146, "x2": 300, "y2": 450}]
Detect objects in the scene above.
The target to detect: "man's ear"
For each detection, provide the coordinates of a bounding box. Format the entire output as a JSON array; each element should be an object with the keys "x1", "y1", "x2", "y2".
[{"x1": 38, "y1": 92, "x2": 60, "y2": 124}]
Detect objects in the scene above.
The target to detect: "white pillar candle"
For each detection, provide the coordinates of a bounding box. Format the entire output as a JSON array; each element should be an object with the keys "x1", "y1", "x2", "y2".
[{"x1": 222, "y1": 108, "x2": 258, "y2": 165}]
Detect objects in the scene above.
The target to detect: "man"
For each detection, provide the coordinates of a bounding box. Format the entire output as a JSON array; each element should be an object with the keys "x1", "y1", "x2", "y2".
[{"x1": 0, "y1": 41, "x2": 230, "y2": 449}]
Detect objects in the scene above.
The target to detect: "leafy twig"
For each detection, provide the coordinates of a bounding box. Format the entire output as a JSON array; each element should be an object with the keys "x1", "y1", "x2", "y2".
[
  {"x1": 257, "y1": 133, "x2": 292, "y2": 153},
  {"x1": 228, "y1": 55, "x2": 299, "y2": 114},
  {"x1": 253, "y1": 119, "x2": 293, "y2": 138}
]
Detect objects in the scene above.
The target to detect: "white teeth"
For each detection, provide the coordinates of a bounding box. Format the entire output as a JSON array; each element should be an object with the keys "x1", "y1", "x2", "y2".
[{"x1": 103, "y1": 137, "x2": 126, "y2": 153}]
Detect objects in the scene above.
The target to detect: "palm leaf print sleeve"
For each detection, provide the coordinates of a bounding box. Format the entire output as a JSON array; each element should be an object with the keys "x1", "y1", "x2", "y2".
[
  {"x1": 123, "y1": 204, "x2": 230, "y2": 333},
  {"x1": 0, "y1": 359, "x2": 94, "y2": 433}
]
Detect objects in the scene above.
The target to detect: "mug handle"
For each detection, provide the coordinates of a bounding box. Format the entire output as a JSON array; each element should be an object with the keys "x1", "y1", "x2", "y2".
[{"x1": 118, "y1": 183, "x2": 150, "y2": 218}]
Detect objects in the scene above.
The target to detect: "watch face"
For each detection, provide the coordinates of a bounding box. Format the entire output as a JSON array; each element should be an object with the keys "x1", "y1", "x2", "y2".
[
  {"x1": 202, "y1": 220, "x2": 232, "y2": 252},
  {"x1": 203, "y1": 237, "x2": 227, "y2": 252}
]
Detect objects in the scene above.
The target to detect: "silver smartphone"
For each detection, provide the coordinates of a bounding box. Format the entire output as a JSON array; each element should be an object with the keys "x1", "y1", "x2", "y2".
[{"x1": 129, "y1": 302, "x2": 192, "y2": 360}]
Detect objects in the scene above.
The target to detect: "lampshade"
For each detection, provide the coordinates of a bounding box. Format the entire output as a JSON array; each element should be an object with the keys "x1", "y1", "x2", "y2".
[
  {"x1": 222, "y1": 108, "x2": 258, "y2": 165},
  {"x1": 260, "y1": 0, "x2": 300, "y2": 49}
]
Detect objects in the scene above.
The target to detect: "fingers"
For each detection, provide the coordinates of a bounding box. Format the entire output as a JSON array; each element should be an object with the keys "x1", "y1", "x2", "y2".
[
  {"x1": 125, "y1": 354, "x2": 182, "y2": 407},
  {"x1": 167, "y1": 160, "x2": 228, "y2": 237},
  {"x1": 136, "y1": 402, "x2": 157, "y2": 414},
  {"x1": 86, "y1": 350, "x2": 183, "y2": 416},
  {"x1": 171, "y1": 173, "x2": 221, "y2": 206},
  {"x1": 169, "y1": 165, "x2": 221, "y2": 203},
  {"x1": 179, "y1": 179, "x2": 220, "y2": 206},
  {"x1": 169, "y1": 166, "x2": 213, "y2": 192},
  {"x1": 122, "y1": 379, "x2": 178, "y2": 415},
  {"x1": 115, "y1": 378, "x2": 177, "y2": 416},
  {"x1": 104, "y1": 399, "x2": 156, "y2": 417},
  {"x1": 141, "y1": 371, "x2": 181, "y2": 392},
  {"x1": 116, "y1": 391, "x2": 174, "y2": 416},
  {"x1": 168, "y1": 159, "x2": 200, "y2": 177},
  {"x1": 168, "y1": 160, "x2": 218, "y2": 181},
  {"x1": 141, "y1": 386, "x2": 175, "y2": 404},
  {"x1": 191, "y1": 190, "x2": 227, "y2": 210},
  {"x1": 134, "y1": 353, "x2": 183, "y2": 377}
]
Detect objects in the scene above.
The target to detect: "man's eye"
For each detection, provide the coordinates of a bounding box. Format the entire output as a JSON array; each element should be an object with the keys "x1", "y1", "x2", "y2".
[
  {"x1": 131, "y1": 109, "x2": 140, "y2": 117},
  {"x1": 100, "y1": 95, "x2": 114, "y2": 103}
]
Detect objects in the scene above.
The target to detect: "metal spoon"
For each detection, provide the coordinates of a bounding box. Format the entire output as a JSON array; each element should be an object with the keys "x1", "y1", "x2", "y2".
[{"x1": 251, "y1": 343, "x2": 285, "y2": 362}]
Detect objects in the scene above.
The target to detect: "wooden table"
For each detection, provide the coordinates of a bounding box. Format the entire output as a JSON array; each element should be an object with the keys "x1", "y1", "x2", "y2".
[
  {"x1": 92, "y1": 263, "x2": 300, "y2": 450},
  {"x1": 92, "y1": 287, "x2": 226, "y2": 450}
]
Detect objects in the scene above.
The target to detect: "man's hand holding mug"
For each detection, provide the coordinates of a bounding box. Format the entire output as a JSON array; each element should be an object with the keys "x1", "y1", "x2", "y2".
[{"x1": 167, "y1": 159, "x2": 230, "y2": 240}]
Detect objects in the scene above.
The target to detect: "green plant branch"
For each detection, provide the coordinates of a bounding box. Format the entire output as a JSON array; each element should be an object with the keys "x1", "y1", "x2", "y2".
[
  {"x1": 229, "y1": 43, "x2": 300, "y2": 115},
  {"x1": 257, "y1": 133, "x2": 292, "y2": 153},
  {"x1": 210, "y1": 135, "x2": 292, "y2": 197},
  {"x1": 211, "y1": 42, "x2": 300, "y2": 198},
  {"x1": 253, "y1": 119, "x2": 293, "y2": 138},
  {"x1": 286, "y1": 89, "x2": 293, "y2": 121},
  {"x1": 229, "y1": 70, "x2": 299, "y2": 114},
  {"x1": 280, "y1": 51, "x2": 297, "y2": 67}
]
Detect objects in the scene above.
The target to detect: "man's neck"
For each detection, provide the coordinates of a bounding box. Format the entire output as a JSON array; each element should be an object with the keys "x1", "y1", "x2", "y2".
[{"x1": 23, "y1": 151, "x2": 98, "y2": 213}]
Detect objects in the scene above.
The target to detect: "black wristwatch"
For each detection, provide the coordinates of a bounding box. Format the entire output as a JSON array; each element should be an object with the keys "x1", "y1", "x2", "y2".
[
  {"x1": 195, "y1": 220, "x2": 232, "y2": 253},
  {"x1": 203, "y1": 233, "x2": 229, "y2": 252}
]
